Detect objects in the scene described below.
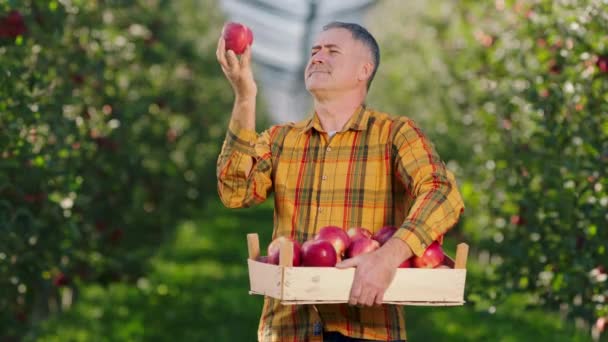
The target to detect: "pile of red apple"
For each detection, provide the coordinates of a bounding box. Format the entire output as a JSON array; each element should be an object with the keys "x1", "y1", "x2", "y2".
[{"x1": 259, "y1": 226, "x2": 448, "y2": 269}]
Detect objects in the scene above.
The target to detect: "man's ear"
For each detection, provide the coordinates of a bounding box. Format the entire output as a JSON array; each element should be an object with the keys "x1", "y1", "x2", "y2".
[{"x1": 358, "y1": 60, "x2": 374, "y2": 83}]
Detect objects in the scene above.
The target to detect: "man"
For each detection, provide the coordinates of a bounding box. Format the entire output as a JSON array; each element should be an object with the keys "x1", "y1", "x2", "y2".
[{"x1": 216, "y1": 21, "x2": 464, "y2": 342}]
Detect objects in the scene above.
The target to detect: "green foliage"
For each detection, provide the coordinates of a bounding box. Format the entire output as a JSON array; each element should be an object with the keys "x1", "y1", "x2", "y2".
[
  {"x1": 0, "y1": 0, "x2": 232, "y2": 338},
  {"x1": 471, "y1": 0, "x2": 608, "y2": 326},
  {"x1": 369, "y1": 0, "x2": 608, "y2": 331}
]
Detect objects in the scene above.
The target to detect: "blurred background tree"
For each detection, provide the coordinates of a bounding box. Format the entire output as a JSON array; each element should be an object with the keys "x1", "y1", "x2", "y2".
[
  {"x1": 0, "y1": 0, "x2": 256, "y2": 338},
  {"x1": 369, "y1": 0, "x2": 608, "y2": 336}
]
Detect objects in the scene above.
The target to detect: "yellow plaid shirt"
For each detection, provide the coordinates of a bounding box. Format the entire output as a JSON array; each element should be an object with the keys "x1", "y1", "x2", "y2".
[{"x1": 217, "y1": 105, "x2": 464, "y2": 341}]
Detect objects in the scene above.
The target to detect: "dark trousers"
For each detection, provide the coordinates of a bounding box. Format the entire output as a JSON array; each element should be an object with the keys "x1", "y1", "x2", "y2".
[{"x1": 323, "y1": 331, "x2": 406, "y2": 342}]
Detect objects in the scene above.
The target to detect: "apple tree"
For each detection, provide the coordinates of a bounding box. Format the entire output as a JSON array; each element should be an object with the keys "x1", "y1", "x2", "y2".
[
  {"x1": 370, "y1": 0, "x2": 607, "y2": 335},
  {"x1": 0, "y1": 0, "x2": 234, "y2": 338}
]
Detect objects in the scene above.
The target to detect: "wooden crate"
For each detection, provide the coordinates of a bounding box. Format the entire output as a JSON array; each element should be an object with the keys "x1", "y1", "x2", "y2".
[{"x1": 246, "y1": 233, "x2": 469, "y2": 306}]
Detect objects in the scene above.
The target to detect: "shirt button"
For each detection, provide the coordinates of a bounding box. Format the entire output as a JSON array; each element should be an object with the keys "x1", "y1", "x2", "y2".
[
  {"x1": 326, "y1": 147, "x2": 331, "y2": 152},
  {"x1": 249, "y1": 141, "x2": 255, "y2": 147},
  {"x1": 322, "y1": 175, "x2": 327, "y2": 180},
  {"x1": 421, "y1": 243, "x2": 427, "y2": 249},
  {"x1": 318, "y1": 207, "x2": 323, "y2": 213},
  {"x1": 313, "y1": 322, "x2": 323, "y2": 336}
]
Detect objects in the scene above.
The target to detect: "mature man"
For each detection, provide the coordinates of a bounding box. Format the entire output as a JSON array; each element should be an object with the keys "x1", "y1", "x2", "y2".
[{"x1": 216, "y1": 22, "x2": 464, "y2": 342}]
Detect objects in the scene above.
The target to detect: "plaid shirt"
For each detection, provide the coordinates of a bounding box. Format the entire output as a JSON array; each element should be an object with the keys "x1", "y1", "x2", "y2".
[{"x1": 217, "y1": 106, "x2": 465, "y2": 341}]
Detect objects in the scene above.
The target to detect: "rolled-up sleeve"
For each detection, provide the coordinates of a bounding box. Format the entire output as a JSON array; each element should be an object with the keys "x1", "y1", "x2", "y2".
[
  {"x1": 391, "y1": 118, "x2": 465, "y2": 257},
  {"x1": 216, "y1": 120, "x2": 274, "y2": 208}
]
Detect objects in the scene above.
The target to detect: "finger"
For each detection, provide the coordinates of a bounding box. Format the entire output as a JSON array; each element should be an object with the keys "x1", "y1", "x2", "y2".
[
  {"x1": 226, "y1": 50, "x2": 239, "y2": 69},
  {"x1": 217, "y1": 38, "x2": 229, "y2": 69},
  {"x1": 242, "y1": 44, "x2": 252, "y2": 69},
  {"x1": 219, "y1": 35, "x2": 225, "y2": 52},
  {"x1": 349, "y1": 278, "x2": 363, "y2": 306},
  {"x1": 336, "y1": 256, "x2": 359, "y2": 269},
  {"x1": 215, "y1": 37, "x2": 222, "y2": 59},
  {"x1": 374, "y1": 289, "x2": 385, "y2": 306},
  {"x1": 362, "y1": 289, "x2": 376, "y2": 307}
]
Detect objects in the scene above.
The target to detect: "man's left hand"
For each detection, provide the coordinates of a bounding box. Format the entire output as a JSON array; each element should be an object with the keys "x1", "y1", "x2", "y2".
[{"x1": 335, "y1": 238, "x2": 412, "y2": 306}]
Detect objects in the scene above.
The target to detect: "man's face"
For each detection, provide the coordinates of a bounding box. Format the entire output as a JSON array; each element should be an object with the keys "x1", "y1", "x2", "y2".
[{"x1": 304, "y1": 28, "x2": 371, "y2": 95}]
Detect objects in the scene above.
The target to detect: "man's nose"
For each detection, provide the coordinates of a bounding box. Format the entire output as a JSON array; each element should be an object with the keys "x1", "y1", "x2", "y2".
[{"x1": 311, "y1": 51, "x2": 327, "y2": 64}]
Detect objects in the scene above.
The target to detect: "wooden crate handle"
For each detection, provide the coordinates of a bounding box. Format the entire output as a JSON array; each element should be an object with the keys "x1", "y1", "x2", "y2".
[
  {"x1": 455, "y1": 243, "x2": 469, "y2": 269},
  {"x1": 247, "y1": 233, "x2": 260, "y2": 260},
  {"x1": 279, "y1": 239, "x2": 293, "y2": 267}
]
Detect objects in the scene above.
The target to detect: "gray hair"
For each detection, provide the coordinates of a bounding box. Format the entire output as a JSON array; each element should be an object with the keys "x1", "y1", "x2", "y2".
[{"x1": 322, "y1": 21, "x2": 380, "y2": 90}]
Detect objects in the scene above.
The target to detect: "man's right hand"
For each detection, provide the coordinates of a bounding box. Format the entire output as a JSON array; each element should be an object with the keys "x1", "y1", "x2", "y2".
[{"x1": 216, "y1": 37, "x2": 257, "y2": 101}]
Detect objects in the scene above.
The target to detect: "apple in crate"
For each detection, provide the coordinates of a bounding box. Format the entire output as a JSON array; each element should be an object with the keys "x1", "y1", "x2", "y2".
[
  {"x1": 345, "y1": 237, "x2": 380, "y2": 258},
  {"x1": 372, "y1": 225, "x2": 398, "y2": 245},
  {"x1": 267, "y1": 236, "x2": 301, "y2": 266},
  {"x1": 412, "y1": 241, "x2": 445, "y2": 268},
  {"x1": 256, "y1": 255, "x2": 269, "y2": 263},
  {"x1": 314, "y1": 225, "x2": 350, "y2": 255},
  {"x1": 301, "y1": 239, "x2": 338, "y2": 267},
  {"x1": 347, "y1": 227, "x2": 372, "y2": 242},
  {"x1": 398, "y1": 258, "x2": 412, "y2": 268},
  {"x1": 222, "y1": 22, "x2": 253, "y2": 55}
]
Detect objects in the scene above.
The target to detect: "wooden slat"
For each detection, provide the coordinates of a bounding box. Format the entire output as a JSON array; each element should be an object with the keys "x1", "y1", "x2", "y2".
[
  {"x1": 455, "y1": 243, "x2": 469, "y2": 269},
  {"x1": 247, "y1": 233, "x2": 260, "y2": 260},
  {"x1": 281, "y1": 300, "x2": 465, "y2": 306},
  {"x1": 279, "y1": 239, "x2": 293, "y2": 267},
  {"x1": 248, "y1": 259, "x2": 283, "y2": 299},
  {"x1": 281, "y1": 267, "x2": 466, "y2": 304}
]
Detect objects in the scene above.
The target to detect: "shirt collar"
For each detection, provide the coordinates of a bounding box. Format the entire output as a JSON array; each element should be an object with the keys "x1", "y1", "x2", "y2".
[{"x1": 301, "y1": 104, "x2": 369, "y2": 134}]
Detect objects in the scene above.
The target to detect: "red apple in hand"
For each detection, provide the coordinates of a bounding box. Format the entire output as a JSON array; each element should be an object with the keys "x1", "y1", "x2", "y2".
[
  {"x1": 222, "y1": 22, "x2": 253, "y2": 54},
  {"x1": 347, "y1": 227, "x2": 372, "y2": 242},
  {"x1": 301, "y1": 239, "x2": 337, "y2": 267},
  {"x1": 412, "y1": 241, "x2": 445, "y2": 268},
  {"x1": 267, "y1": 236, "x2": 301, "y2": 266},
  {"x1": 345, "y1": 237, "x2": 380, "y2": 258},
  {"x1": 372, "y1": 225, "x2": 398, "y2": 245},
  {"x1": 314, "y1": 226, "x2": 350, "y2": 255}
]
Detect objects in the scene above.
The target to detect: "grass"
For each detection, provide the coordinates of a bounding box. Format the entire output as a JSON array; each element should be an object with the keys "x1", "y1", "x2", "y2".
[{"x1": 27, "y1": 198, "x2": 597, "y2": 341}]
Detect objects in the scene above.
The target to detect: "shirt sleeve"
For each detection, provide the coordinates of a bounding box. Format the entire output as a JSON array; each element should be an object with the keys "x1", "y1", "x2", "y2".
[
  {"x1": 216, "y1": 119, "x2": 274, "y2": 208},
  {"x1": 390, "y1": 118, "x2": 465, "y2": 257}
]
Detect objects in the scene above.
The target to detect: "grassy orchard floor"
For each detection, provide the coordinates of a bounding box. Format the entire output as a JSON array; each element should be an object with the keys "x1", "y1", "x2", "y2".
[{"x1": 29, "y1": 198, "x2": 595, "y2": 342}]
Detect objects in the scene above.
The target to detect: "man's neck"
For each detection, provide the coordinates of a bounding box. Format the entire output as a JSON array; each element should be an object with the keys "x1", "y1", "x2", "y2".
[{"x1": 313, "y1": 92, "x2": 366, "y2": 132}]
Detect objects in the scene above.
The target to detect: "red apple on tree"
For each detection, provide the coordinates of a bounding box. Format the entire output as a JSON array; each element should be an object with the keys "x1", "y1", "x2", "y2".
[
  {"x1": 314, "y1": 225, "x2": 350, "y2": 256},
  {"x1": 222, "y1": 22, "x2": 253, "y2": 55},
  {"x1": 267, "y1": 236, "x2": 301, "y2": 266},
  {"x1": 0, "y1": 10, "x2": 26, "y2": 38},
  {"x1": 301, "y1": 239, "x2": 337, "y2": 267},
  {"x1": 597, "y1": 55, "x2": 608, "y2": 74},
  {"x1": 412, "y1": 241, "x2": 445, "y2": 268},
  {"x1": 52, "y1": 272, "x2": 70, "y2": 287},
  {"x1": 372, "y1": 225, "x2": 398, "y2": 245},
  {"x1": 347, "y1": 227, "x2": 372, "y2": 242},
  {"x1": 345, "y1": 237, "x2": 380, "y2": 258}
]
